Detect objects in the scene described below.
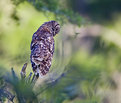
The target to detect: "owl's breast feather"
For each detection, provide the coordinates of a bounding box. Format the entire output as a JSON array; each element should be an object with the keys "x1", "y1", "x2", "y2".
[{"x1": 30, "y1": 35, "x2": 55, "y2": 77}]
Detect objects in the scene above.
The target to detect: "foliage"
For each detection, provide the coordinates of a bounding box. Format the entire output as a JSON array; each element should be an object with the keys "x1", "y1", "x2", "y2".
[
  {"x1": 68, "y1": 0, "x2": 121, "y2": 23},
  {"x1": 0, "y1": 0, "x2": 121, "y2": 103},
  {"x1": 11, "y1": 0, "x2": 85, "y2": 26}
]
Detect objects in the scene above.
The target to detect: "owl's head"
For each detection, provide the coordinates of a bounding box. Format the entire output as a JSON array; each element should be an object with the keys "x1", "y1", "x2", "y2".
[
  {"x1": 40, "y1": 21, "x2": 60, "y2": 37},
  {"x1": 50, "y1": 21, "x2": 60, "y2": 36}
]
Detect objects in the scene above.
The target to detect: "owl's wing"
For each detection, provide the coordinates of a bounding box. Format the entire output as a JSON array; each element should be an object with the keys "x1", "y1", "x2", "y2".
[
  {"x1": 31, "y1": 40, "x2": 53, "y2": 76},
  {"x1": 31, "y1": 40, "x2": 36, "y2": 50}
]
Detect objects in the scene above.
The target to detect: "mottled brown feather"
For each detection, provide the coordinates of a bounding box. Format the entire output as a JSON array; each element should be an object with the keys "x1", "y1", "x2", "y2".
[{"x1": 30, "y1": 21, "x2": 60, "y2": 77}]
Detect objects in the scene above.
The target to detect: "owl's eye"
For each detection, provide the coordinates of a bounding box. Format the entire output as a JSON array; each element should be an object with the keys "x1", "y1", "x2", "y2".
[{"x1": 55, "y1": 28, "x2": 58, "y2": 31}]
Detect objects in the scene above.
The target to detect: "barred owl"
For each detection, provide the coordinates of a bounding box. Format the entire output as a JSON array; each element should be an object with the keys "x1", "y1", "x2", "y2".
[{"x1": 30, "y1": 21, "x2": 60, "y2": 77}]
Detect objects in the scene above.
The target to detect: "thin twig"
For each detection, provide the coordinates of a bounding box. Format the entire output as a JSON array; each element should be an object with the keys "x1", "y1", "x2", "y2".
[
  {"x1": 0, "y1": 88, "x2": 15, "y2": 103},
  {"x1": 11, "y1": 68, "x2": 19, "y2": 82},
  {"x1": 31, "y1": 74, "x2": 39, "y2": 87},
  {"x1": 26, "y1": 72, "x2": 32, "y2": 83},
  {"x1": 20, "y1": 63, "x2": 27, "y2": 79}
]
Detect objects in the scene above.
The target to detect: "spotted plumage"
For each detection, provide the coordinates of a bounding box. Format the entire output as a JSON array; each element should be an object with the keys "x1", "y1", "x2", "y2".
[{"x1": 30, "y1": 21, "x2": 60, "y2": 77}]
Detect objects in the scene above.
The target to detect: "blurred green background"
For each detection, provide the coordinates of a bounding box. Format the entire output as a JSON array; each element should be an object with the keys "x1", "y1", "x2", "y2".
[{"x1": 1, "y1": 0, "x2": 121, "y2": 103}]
